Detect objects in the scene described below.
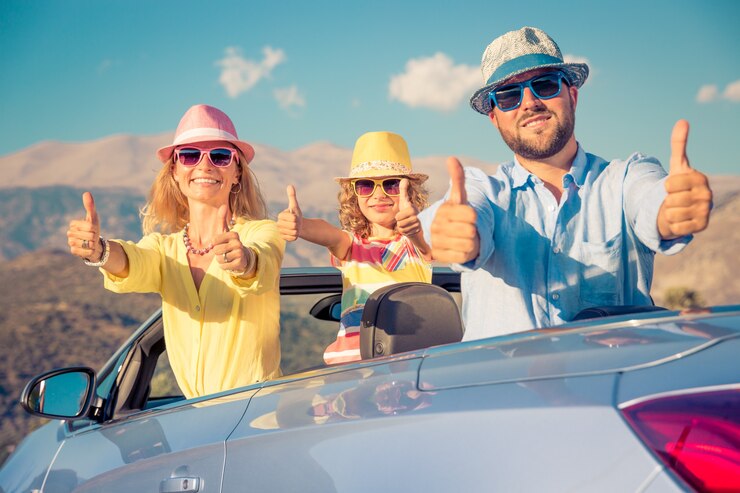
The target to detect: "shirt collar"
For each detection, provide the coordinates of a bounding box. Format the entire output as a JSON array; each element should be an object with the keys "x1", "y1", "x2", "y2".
[
  {"x1": 509, "y1": 159, "x2": 534, "y2": 189},
  {"x1": 509, "y1": 143, "x2": 588, "y2": 190},
  {"x1": 567, "y1": 144, "x2": 588, "y2": 188}
]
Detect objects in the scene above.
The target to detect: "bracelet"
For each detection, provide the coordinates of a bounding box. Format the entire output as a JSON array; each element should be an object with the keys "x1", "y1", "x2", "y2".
[
  {"x1": 229, "y1": 247, "x2": 256, "y2": 277},
  {"x1": 84, "y1": 237, "x2": 110, "y2": 267}
]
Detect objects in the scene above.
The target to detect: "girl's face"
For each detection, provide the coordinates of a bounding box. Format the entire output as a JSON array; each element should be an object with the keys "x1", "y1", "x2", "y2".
[
  {"x1": 171, "y1": 144, "x2": 240, "y2": 207},
  {"x1": 356, "y1": 176, "x2": 402, "y2": 236}
]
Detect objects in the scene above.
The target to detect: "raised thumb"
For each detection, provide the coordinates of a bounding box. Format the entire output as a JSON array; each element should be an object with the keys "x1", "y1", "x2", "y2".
[
  {"x1": 287, "y1": 185, "x2": 300, "y2": 213},
  {"x1": 669, "y1": 119, "x2": 692, "y2": 175},
  {"x1": 218, "y1": 204, "x2": 230, "y2": 231},
  {"x1": 399, "y1": 178, "x2": 411, "y2": 209},
  {"x1": 82, "y1": 192, "x2": 98, "y2": 225},
  {"x1": 446, "y1": 157, "x2": 467, "y2": 205}
]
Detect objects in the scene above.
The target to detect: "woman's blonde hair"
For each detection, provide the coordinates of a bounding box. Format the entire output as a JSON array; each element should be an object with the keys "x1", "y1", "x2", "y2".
[
  {"x1": 141, "y1": 149, "x2": 268, "y2": 234},
  {"x1": 338, "y1": 177, "x2": 429, "y2": 239}
]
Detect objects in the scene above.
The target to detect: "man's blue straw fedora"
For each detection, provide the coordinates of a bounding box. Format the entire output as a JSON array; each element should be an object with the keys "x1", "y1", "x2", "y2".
[{"x1": 470, "y1": 26, "x2": 590, "y2": 115}]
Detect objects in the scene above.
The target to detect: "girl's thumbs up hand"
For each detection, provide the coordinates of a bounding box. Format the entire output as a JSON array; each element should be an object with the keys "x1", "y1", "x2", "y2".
[
  {"x1": 278, "y1": 185, "x2": 303, "y2": 241},
  {"x1": 395, "y1": 178, "x2": 423, "y2": 238}
]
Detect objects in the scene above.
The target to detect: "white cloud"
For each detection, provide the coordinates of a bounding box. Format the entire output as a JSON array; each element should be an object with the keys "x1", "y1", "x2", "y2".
[
  {"x1": 216, "y1": 46, "x2": 286, "y2": 98},
  {"x1": 722, "y1": 80, "x2": 740, "y2": 102},
  {"x1": 563, "y1": 54, "x2": 590, "y2": 66},
  {"x1": 97, "y1": 59, "x2": 113, "y2": 74},
  {"x1": 273, "y1": 85, "x2": 305, "y2": 111},
  {"x1": 389, "y1": 53, "x2": 480, "y2": 112},
  {"x1": 697, "y1": 84, "x2": 719, "y2": 103},
  {"x1": 563, "y1": 54, "x2": 592, "y2": 84}
]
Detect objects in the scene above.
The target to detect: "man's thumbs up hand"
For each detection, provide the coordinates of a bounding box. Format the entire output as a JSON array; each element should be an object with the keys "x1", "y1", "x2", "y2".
[
  {"x1": 659, "y1": 120, "x2": 712, "y2": 239},
  {"x1": 430, "y1": 158, "x2": 479, "y2": 263}
]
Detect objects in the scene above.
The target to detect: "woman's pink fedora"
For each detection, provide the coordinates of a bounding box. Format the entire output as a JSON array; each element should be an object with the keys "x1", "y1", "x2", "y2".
[{"x1": 156, "y1": 104, "x2": 255, "y2": 164}]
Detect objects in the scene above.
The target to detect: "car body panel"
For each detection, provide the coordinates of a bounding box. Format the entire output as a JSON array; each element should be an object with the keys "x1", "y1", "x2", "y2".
[
  {"x1": 229, "y1": 372, "x2": 666, "y2": 492},
  {"x1": 0, "y1": 421, "x2": 65, "y2": 493},
  {"x1": 418, "y1": 312, "x2": 740, "y2": 391}
]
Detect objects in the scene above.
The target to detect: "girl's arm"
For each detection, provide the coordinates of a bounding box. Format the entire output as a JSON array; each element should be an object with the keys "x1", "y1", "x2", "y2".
[
  {"x1": 277, "y1": 185, "x2": 352, "y2": 260},
  {"x1": 301, "y1": 218, "x2": 352, "y2": 260}
]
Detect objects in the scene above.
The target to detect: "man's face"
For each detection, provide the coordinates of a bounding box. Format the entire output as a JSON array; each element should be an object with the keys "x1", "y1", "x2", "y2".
[{"x1": 488, "y1": 68, "x2": 578, "y2": 160}]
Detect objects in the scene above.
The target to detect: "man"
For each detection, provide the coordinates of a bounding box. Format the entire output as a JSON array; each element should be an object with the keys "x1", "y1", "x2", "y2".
[{"x1": 419, "y1": 26, "x2": 712, "y2": 340}]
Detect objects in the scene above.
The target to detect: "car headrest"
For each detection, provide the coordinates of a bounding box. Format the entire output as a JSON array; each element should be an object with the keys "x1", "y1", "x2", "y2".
[{"x1": 360, "y1": 282, "x2": 464, "y2": 359}]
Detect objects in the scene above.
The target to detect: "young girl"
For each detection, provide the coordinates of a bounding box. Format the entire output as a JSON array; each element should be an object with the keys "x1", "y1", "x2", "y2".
[{"x1": 278, "y1": 131, "x2": 432, "y2": 364}]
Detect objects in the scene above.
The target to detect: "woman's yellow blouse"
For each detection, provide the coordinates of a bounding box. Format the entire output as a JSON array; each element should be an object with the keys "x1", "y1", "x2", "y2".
[{"x1": 103, "y1": 219, "x2": 285, "y2": 399}]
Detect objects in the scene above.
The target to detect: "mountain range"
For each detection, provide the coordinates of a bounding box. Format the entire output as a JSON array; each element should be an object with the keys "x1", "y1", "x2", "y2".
[
  {"x1": 0, "y1": 133, "x2": 499, "y2": 205},
  {"x1": 1, "y1": 133, "x2": 738, "y2": 297}
]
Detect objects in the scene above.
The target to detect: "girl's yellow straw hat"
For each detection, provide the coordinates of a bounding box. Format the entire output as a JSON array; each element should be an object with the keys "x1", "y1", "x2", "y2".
[{"x1": 335, "y1": 131, "x2": 428, "y2": 182}]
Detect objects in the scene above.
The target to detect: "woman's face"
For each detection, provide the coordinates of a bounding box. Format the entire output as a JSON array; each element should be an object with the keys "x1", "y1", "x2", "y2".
[{"x1": 171, "y1": 143, "x2": 240, "y2": 207}]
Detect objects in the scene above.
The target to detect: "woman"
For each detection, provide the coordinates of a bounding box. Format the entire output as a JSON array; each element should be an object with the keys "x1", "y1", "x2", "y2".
[{"x1": 67, "y1": 104, "x2": 285, "y2": 399}]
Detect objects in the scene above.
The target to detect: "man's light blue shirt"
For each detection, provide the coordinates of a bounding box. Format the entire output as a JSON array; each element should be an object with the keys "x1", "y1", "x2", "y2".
[{"x1": 419, "y1": 145, "x2": 690, "y2": 340}]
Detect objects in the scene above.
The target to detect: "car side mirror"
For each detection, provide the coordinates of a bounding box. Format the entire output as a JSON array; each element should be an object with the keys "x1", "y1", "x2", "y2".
[{"x1": 20, "y1": 367, "x2": 96, "y2": 420}]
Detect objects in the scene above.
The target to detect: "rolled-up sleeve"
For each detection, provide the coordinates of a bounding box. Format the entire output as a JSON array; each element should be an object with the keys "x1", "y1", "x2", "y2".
[
  {"x1": 229, "y1": 220, "x2": 285, "y2": 295},
  {"x1": 102, "y1": 234, "x2": 163, "y2": 293}
]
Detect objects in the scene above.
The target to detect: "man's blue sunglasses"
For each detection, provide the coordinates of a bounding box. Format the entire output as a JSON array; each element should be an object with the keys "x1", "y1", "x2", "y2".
[{"x1": 489, "y1": 72, "x2": 569, "y2": 112}]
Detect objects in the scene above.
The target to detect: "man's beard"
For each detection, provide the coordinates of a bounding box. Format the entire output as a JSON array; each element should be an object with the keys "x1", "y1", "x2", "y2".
[{"x1": 497, "y1": 107, "x2": 575, "y2": 160}]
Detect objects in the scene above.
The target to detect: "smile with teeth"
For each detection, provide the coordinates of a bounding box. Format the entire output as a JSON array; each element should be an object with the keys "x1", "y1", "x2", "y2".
[
  {"x1": 191, "y1": 178, "x2": 221, "y2": 185},
  {"x1": 522, "y1": 115, "x2": 550, "y2": 128}
]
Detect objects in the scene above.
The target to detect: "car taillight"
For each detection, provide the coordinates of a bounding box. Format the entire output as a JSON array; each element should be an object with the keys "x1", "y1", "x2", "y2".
[{"x1": 621, "y1": 388, "x2": 740, "y2": 493}]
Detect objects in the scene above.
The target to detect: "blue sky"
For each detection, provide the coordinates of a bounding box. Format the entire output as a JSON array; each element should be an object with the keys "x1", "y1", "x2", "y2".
[{"x1": 1, "y1": 0, "x2": 738, "y2": 175}]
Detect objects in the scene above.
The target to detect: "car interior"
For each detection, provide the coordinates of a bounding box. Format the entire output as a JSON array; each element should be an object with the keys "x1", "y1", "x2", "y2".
[{"x1": 95, "y1": 282, "x2": 464, "y2": 420}]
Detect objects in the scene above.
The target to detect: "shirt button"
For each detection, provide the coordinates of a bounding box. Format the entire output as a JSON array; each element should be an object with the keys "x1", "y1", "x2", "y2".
[
  {"x1": 549, "y1": 205, "x2": 555, "y2": 212},
  {"x1": 551, "y1": 293, "x2": 560, "y2": 301},
  {"x1": 553, "y1": 246, "x2": 560, "y2": 254},
  {"x1": 195, "y1": 305, "x2": 201, "y2": 312}
]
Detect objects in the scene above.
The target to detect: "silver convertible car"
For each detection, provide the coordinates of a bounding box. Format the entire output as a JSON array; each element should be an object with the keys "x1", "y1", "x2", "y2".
[{"x1": 1, "y1": 267, "x2": 738, "y2": 493}]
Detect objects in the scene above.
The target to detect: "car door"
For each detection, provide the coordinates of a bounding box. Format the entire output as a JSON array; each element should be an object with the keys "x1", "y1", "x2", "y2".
[
  {"x1": 39, "y1": 315, "x2": 259, "y2": 493},
  {"x1": 45, "y1": 391, "x2": 257, "y2": 493}
]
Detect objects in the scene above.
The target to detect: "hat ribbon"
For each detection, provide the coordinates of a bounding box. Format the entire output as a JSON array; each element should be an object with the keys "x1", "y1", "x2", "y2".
[
  {"x1": 174, "y1": 127, "x2": 238, "y2": 145},
  {"x1": 486, "y1": 54, "x2": 563, "y2": 85}
]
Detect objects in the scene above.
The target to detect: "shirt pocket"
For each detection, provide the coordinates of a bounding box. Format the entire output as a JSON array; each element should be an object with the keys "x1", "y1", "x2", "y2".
[{"x1": 577, "y1": 235, "x2": 623, "y2": 307}]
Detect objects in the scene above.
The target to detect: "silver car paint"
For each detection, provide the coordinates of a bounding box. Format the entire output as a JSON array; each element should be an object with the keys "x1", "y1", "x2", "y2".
[{"x1": 2, "y1": 309, "x2": 738, "y2": 492}]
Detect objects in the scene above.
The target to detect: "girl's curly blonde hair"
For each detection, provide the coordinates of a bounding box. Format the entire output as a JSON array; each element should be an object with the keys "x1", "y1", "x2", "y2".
[
  {"x1": 140, "y1": 149, "x2": 268, "y2": 234},
  {"x1": 338, "y1": 177, "x2": 429, "y2": 239}
]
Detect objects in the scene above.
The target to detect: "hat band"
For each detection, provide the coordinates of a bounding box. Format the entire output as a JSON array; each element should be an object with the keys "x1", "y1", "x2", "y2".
[
  {"x1": 486, "y1": 53, "x2": 563, "y2": 86},
  {"x1": 350, "y1": 160, "x2": 412, "y2": 177},
  {"x1": 173, "y1": 127, "x2": 239, "y2": 145}
]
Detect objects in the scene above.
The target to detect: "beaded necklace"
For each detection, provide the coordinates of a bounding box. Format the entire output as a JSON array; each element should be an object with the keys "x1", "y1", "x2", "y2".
[{"x1": 182, "y1": 218, "x2": 236, "y2": 256}]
